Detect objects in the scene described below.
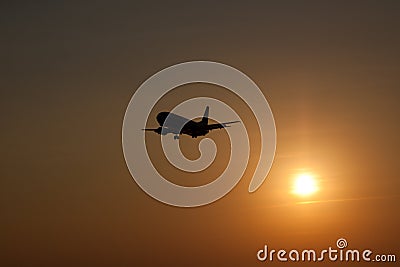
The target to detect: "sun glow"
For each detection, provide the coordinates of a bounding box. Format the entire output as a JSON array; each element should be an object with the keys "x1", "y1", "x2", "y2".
[{"x1": 292, "y1": 173, "x2": 318, "y2": 196}]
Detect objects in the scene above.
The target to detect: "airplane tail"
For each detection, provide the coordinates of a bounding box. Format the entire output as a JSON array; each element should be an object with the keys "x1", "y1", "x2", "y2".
[{"x1": 201, "y1": 106, "x2": 209, "y2": 125}]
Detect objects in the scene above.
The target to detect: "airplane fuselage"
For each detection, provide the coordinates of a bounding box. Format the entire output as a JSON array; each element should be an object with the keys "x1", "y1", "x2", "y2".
[{"x1": 156, "y1": 112, "x2": 209, "y2": 138}]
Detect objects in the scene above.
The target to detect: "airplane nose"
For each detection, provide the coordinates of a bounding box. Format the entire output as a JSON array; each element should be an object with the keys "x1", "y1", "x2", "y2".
[{"x1": 156, "y1": 112, "x2": 168, "y2": 126}]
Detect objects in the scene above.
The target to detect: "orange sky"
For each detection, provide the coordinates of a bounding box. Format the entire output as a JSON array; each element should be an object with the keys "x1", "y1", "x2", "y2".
[{"x1": 1, "y1": 1, "x2": 399, "y2": 266}]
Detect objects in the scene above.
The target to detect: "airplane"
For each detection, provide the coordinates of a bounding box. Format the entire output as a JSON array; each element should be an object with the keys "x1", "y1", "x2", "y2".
[{"x1": 143, "y1": 106, "x2": 240, "y2": 140}]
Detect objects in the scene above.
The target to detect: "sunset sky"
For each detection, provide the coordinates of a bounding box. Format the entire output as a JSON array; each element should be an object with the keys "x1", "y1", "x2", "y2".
[{"x1": 1, "y1": 1, "x2": 399, "y2": 266}]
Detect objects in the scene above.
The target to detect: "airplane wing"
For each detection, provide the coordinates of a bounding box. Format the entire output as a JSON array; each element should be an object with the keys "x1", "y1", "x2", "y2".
[
  {"x1": 142, "y1": 127, "x2": 177, "y2": 135},
  {"x1": 142, "y1": 128, "x2": 162, "y2": 134},
  {"x1": 207, "y1": 120, "x2": 240, "y2": 130}
]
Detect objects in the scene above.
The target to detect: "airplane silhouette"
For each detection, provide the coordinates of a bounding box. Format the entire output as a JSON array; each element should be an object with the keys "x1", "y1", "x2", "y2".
[{"x1": 143, "y1": 106, "x2": 240, "y2": 139}]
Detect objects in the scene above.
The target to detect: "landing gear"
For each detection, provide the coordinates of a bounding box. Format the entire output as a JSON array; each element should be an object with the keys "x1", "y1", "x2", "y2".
[{"x1": 174, "y1": 135, "x2": 180, "y2": 140}]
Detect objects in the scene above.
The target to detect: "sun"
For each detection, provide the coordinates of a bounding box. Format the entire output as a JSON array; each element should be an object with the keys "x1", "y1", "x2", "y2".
[{"x1": 292, "y1": 173, "x2": 318, "y2": 196}]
